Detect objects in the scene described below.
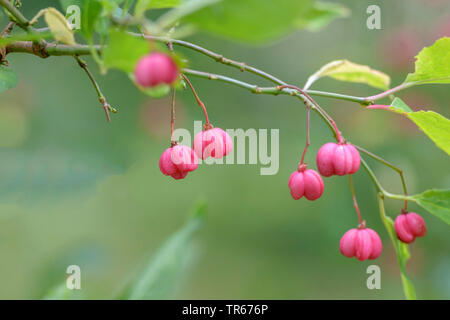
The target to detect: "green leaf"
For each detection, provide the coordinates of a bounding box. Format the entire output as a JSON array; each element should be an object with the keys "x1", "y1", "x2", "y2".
[
  {"x1": 44, "y1": 8, "x2": 76, "y2": 45},
  {"x1": 182, "y1": 0, "x2": 348, "y2": 44},
  {"x1": 125, "y1": 201, "x2": 206, "y2": 300},
  {"x1": 378, "y1": 196, "x2": 416, "y2": 300},
  {"x1": 407, "y1": 110, "x2": 450, "y2": 156},
  {"x1": 0, "y1": 66, "x2": 18, "y2": 93},
  {"x1": 131, "y1": 74, "x2": 172, "y2": 97},
  {"x1": 82, "y1": 0, "x2": 103, "y2": 40},
  {"x1": 411, "y1": 189, "x2": 450, "y2": 225},
  {"x1": 59, "y1": 0, "x2": 83, "y2": 11},
  {"x1": 305, "y1": 59, "x2": 390, "y2": 90},
  {"x1": 158, "y1": 0, "x2": 220, "y2": 30},
  {"x1": 298, "y1": 1, "x2": 350, "y2": 31},
  {"x1": 135, "y1": 0, "x2": 182, "y2": 19},
  {"x1": 389, "y1": 97, "x2": 413, "y2": 114},
  {"x1": 101, "y1": 0, "x2": 125, "y2": 13},
  {"x1": 404, "y1": 37, "x2": 450, "y2": 85},
  {"x1": 103, "y1": 29, "x2": 151, "y2": 72},
  {"x1": 369, "y1": 98, "x2": 449, "y2": 155}
]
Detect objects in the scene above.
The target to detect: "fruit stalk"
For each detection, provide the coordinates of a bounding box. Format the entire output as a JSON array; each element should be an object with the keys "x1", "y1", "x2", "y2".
[
  {"x1": 348, "y1": 175, "x2": 363, "y2": 225},
  {"x1": 181, "y1": 74, "x2": 211, "y2": 128},
  {"x1": 300, "y1": 108, "x2": 310, "y2": 165}
]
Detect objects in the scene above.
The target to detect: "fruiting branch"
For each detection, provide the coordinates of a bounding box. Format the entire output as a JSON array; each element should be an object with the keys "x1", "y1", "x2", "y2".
[
  {"x1": 3, "y1": 36, "x2": 414, "y2": 106},
  {"x1": 3, "y1": 32, "x2": 411, "y2": 208}
]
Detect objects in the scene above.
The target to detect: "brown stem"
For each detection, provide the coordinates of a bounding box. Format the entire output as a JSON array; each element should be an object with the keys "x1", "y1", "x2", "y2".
[
  {"x1": 1, "y1": 21, "x2": 15, "y2": 36},
  {"x1": 181, "y1": 74, "x2": 210, "y2": 128},
  {"x1": 74, "y1": 55, "x2": 114, "y2": 123}
]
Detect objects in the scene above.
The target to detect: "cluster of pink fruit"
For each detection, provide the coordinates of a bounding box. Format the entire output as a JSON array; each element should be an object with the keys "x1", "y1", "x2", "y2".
[
  {"x1": 288, "y1": 141, "x2": 427, "y2": 261},
  {"x1": 135, "y1": 52, "x2": 233, "y2": 179},
  {"x1": 134, "y1": 51, "x2": 427, "y2": 262},
  {"x1": 159, "y1": 127, "x2": 233, "y2": 179}
]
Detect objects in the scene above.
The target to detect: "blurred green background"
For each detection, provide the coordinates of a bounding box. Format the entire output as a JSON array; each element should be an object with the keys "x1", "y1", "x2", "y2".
[{"x1": 0, "y1": 0, "x2": 449, "y2": 299}]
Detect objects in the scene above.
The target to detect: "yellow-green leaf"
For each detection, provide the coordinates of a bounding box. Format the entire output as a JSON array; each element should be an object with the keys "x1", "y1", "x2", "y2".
[
  {"x1": 103, "y1": 29, "x2": 150, "y2": 73},
  {"x1": 44, "y1": 8, "x2": 75, "y2": 45},
  {"x1": 298, "y1": 1, "x2": 350, "y2": 32},
  {"x1": 304, "y1": 59, "x2": 390, "y2": 90},
  {"x1": 135, "y1": 0, "x2": 182, "y2": 19},
  {"x1": 389, "y1": 97, "x2": 413, "y2": 114},
  {"x1": 412, "y1": 189, "x2": 450, "y2": 225},
  {"x1": 404, "y1": 37, "x2": 450, "y2": 85},
  {"x1": 407, "y1": 110, "x2": 450, "y2": 156},
  {"x1": 378, "y1": 196, "x2": 416, "y2": 300},
  {"x1": 182, "y1": 0, "x2": 349, "y2": 44},
  {"x1": 368, "y1": 98, "x2": 449, "y2": 155}
]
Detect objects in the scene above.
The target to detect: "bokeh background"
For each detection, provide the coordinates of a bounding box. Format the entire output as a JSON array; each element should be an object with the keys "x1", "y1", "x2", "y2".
[{"x1": 0, "y1": 0, "x2": 449, "y2": 299}]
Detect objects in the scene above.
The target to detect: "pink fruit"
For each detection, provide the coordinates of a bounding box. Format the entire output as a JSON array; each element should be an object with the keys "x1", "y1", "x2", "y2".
[
  {"x1": 159, "y1": 145, "x2": 198, "y2": 180},
  {"x1": 193, "y1": 127, "x2": 233, "y2": 160},
  {"x1": 288, "y1": 164, "x2": 324, "y2": 201},
  {"x1": 134, "y1": 53, "x2": 179, "y2": 87},
  {"x1": 394, "y1": 212, "x2": 427, "y2": 244},
  {"x1": 340, "y1": 227, "x2": 383, "y2": 261},
  {"x1": 316, "y1": 142, "x2": 361, "y2": 177}
]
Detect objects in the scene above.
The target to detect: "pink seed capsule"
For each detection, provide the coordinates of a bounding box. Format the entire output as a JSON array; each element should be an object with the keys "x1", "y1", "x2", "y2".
[
  {"x1": 316, "y1": 142, "x2": 361, "y2": 177},
  {"x1": 339, "y1": 227, "x2": 382, "y2": 261},
  {"x1": 134, "y1": 53, "x2": 179, "y2": 87},
  {"x1": 288, "y1": 165, "x2": 324, "y2": 201},
  {"x1": 193, "y1": 127, "x2": 233, "y2": 160},
  {"x1": 159, "y1": 145, "x2": 198, "y2": 180},
  {"x1": 394, "y1": 212, "x2": 427, "y2": 244}
]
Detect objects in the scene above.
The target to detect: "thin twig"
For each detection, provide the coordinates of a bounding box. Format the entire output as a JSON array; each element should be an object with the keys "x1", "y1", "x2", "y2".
[
  {"x1": 74, "y1": 55, "x2": 116, "y2": 123},
  {"x1": 355, "y1": 145, "x2": 408, "y2": 210},
  {"x1": 365, "y1": 82, "x2": 415, "y2": 103},
  {"x1": 1, "y1": 21, "x2": 15, "y2": 36}
]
